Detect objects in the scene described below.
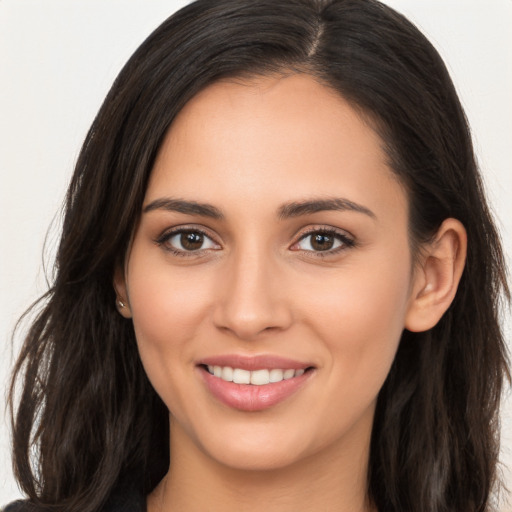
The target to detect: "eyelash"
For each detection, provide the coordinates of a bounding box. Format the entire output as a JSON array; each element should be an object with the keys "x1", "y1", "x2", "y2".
[
  {"x1": 155, "y1": 227, "x2": 219, "y2": 257},
  {"x1": 293, "y1": 227, "x2": 356, "y2": 257},
  {"x1": 154, "y1": 226, "x2": 355, "y2": 258}
]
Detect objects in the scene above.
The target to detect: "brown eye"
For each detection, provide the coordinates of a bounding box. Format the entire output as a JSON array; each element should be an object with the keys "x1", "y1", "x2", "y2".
[
  {"x1": 162, "y1": 229, "x2": 219, "y2": 253},
  {"x1": 181, "y1": 231, "x2": 204, "y2": 250},
  {"x1": 294, "y1": 229, "x2": 354, "y2": 254},
  {"x1": 310, "y1": 233, "x2": 335, "y2": 251}
]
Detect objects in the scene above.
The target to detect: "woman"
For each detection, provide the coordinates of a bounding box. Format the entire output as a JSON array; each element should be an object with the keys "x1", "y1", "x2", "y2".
[{"x1": 5, "y1": 0, "x2": 510, "y2": 511}]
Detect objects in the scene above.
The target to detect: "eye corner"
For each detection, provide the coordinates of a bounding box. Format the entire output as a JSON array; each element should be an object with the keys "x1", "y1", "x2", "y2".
[
  {"x1": 290, "y1": 226, "x2": 356, "y2": 256},
  {"x1": 154, "y1": 225, "x2": 222, "y2": 257}
]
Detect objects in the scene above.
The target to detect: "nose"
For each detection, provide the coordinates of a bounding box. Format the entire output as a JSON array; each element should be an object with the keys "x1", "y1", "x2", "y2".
[{"x1": 212, "y1": 248, "x2": 293, "y2": 340}]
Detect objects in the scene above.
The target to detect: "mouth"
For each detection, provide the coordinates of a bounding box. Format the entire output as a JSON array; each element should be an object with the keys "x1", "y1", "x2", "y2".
[
  {"x1": 197, "y1": 356, "x2": 316, "y2": 412},
  {"x1": 202, "y1": 364, "x2": 312, "y2": 385}
]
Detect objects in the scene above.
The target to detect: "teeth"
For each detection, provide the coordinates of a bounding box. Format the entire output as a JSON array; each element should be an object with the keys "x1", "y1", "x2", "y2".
[
  {"x1": 250, "y1": 369, "x2": 269, "y2": 385},
  {"x1": 283, "y1": 369, "x2": 295, "y2": 379},
  {"x1": 221, "y1": 366, "x2": 233, "y2": 381},
  {"x1": 233, "y1": 368, "x2": 251, "y2": 384},
  {"x1": 206, "y1": 365, "x2": 307, "y2": 385},
  {"x1": 269, "y1": 369, "x2": 284, "y2": 383}
]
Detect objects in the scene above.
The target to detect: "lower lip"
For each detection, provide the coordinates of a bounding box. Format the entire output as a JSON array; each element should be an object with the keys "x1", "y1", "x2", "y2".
[{"x1": 198, "y1": 366, "x2": 314, "y2": 412}]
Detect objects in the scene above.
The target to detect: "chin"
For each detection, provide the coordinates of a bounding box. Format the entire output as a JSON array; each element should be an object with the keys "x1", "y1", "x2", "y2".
[
  {"x1": 208, "y1": 442, "x2": 308, "y2": 472},
  {"x1": 183, "y1": 418, "x2": 314, "y2": 472}
]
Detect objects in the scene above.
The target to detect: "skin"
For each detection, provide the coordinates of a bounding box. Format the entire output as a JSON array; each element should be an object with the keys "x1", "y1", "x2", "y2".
[{"x1": 115, "y1": 73, "x2": 466, "y2": 512}]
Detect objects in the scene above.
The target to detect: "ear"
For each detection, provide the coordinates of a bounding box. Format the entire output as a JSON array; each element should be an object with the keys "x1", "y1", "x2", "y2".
[
  {"x1": 113, "y1": 265, "x2": 132, "y2": 319},
  {"x1": 405, "y1": 218, "x2": 467, "y2": 332}
]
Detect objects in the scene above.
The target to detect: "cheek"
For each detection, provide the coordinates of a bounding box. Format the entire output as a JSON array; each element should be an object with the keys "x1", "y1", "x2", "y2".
[
  {"x1": 125, "y1": 258, "x2": 217, "y2": 420},
  {"x1": 124, "y1": 249, "x2": 216, "y2": 409},
  {"x1": 301, "y1": 254, "x2": 412, "y2": 381},
  {"x1": 127, "y1": 258, "x2": 212, "y2": 349}
]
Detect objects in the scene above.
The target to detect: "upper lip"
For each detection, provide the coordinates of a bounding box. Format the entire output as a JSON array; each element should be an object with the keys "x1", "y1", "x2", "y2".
[{"x1": 197, "y1": 354, "x2": 314, "y2": 371}]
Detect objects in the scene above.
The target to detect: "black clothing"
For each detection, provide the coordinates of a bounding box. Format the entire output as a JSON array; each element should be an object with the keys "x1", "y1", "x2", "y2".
[{"x1": 3, "y1": 486, "x2": 146, "y2": 512}]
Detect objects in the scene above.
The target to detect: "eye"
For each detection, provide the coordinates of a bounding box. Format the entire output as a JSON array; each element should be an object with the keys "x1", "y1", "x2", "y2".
[
  {"x1": 157, "y1": 228, "x2": 220, "y2": 254},
  {"x1": 292, "y1": 229, "x2": 354, "y2": 253}
]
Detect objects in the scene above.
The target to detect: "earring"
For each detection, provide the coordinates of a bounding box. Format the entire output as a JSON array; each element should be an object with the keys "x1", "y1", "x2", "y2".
[{"x1": 117, "y1": 299, "x2": 126, "y2": 309}]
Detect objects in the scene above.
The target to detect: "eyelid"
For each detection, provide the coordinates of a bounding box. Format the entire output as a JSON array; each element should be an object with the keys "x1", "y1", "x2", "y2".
[
  {"x1": 154, "y1": 225, "x2": 222, "y2": 255},
  {"x1": 290, "y1": 226, "x2": 356, "y2": 254},
  {"x1": 154, "y1": 224, "x2": 355, "y2": 257}
]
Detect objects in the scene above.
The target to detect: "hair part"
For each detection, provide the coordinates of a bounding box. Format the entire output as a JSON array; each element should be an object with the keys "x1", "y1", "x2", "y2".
[{"x1": 10, "y1": 1, "x2": 510, "y2": 511}]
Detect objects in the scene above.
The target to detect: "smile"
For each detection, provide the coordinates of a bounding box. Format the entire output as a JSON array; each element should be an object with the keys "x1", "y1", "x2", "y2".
[
  {"x1": 198, "y1": 356, "x2": 315, "y2": 412},
  {"x1": 206, "y1": 365, "x2": 305, "y2": 385}
]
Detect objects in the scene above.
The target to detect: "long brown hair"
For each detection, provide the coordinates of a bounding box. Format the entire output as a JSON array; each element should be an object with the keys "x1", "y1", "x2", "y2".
[{"x1": 9, "y1": 1, "x2": 510, "y2": 511}]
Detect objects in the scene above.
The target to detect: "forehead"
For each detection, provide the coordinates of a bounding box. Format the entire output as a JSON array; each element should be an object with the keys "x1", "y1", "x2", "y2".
[
  {"x1": 164, "y1": 73, "x2": 381, "y2": 162},
  {"x1": 147, "y1": 73, "x2": 406, "y2": 222}
]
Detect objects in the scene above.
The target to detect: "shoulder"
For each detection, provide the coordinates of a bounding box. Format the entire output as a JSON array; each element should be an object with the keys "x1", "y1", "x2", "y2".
[
  {"x1": 2, "y1": 502, "x2": 34, "y2": 512},
  {"x1": 2, "y1": 487, "x2": 146, "y2": 512},
  {"x1": 100, "y1": 484, "x2": 147, "y2": 512}
]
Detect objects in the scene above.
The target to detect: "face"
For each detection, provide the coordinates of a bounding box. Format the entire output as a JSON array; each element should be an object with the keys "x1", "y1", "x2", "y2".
[{"x1": 117, "y1": 74, "x2": 420, "y2": 472}]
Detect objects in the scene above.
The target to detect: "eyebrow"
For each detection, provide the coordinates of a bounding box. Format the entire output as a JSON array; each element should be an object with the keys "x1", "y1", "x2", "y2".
[
  {"x1": 143, "y1": 198, "x2": 224, "y2": 219},
  {"x1": 143, "y1": 196, "x2": 376, "y2": 221},
  {"x1": 278, "y1": 197, "x2": 376, "y2": 220}
]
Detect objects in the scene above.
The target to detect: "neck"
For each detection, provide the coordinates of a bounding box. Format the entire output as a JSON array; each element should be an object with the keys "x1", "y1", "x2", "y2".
[{"x1": 148, "y1": 415, "x2": 376, "y2": 512}]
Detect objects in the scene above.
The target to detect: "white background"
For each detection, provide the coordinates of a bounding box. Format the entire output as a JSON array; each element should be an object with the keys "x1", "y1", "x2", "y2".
[{"x1": 0, "y1": 0, "x2": 510, "y2": 508}]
